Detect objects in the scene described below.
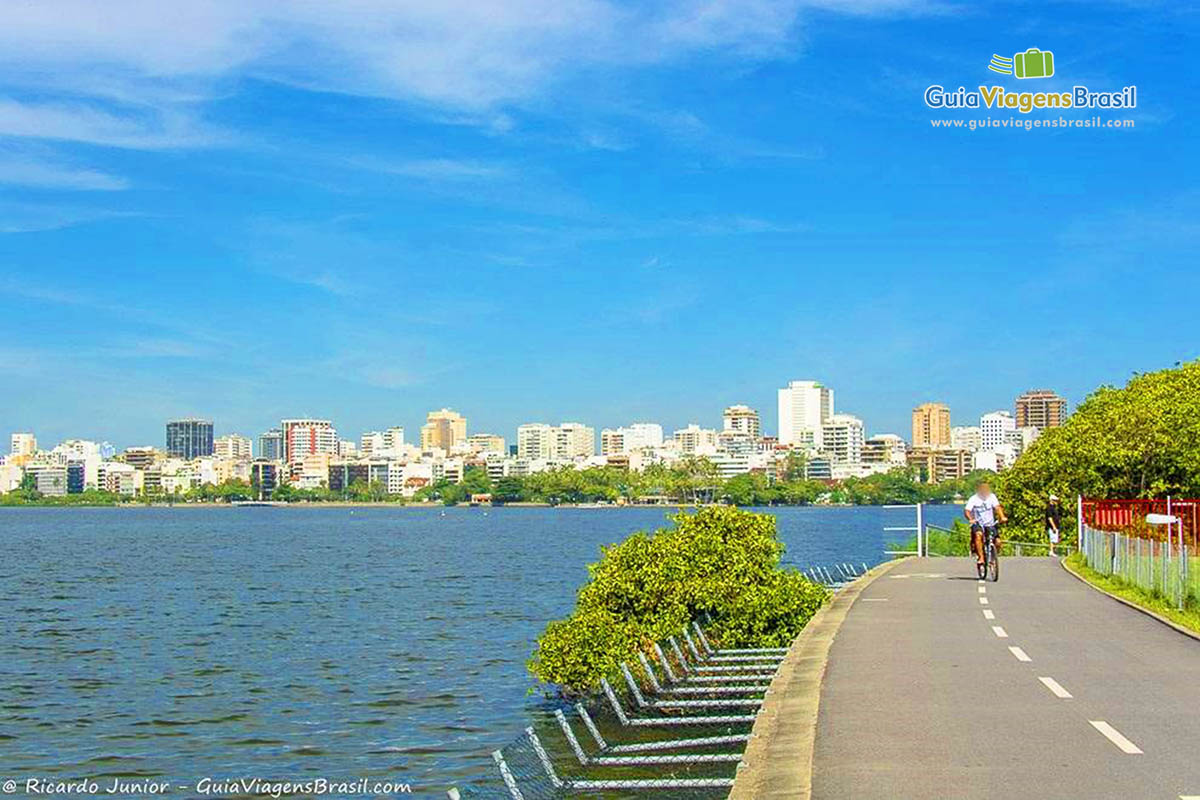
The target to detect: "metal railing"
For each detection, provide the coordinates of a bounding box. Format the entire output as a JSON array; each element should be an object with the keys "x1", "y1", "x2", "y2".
[
  {"x1": 447, "y1": 570, "x2": 860, "y2": 798},
  {"x1": 922, "y1": 523, "x2": 1074, "y2": 558},
  {"x1": 1080, "y1": 519, "x2": 1194, "y2": 610}
]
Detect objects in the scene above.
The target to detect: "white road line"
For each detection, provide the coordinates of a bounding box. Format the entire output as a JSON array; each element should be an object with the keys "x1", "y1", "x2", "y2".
[
  {"x1": 991, "y1": 626, "x2": 1008, "y2": 638},
  {"x1": 979, "y1": 597, "x2": 989, "y2": 605},
  {"x1": 861, "y1": 598, "x2": 889, "y2": 602},
  {"x1": 1089, "y1": 721, "x2": 1142, "y2": 754},
  {"x1": 1038, "y1": 677, "x2": 1072, "y2": 698},
  {"x1": 978, "y1": 585, "x2": 987, "y2": 594},
  {"x1": 1178, "y1": 795, "x2": 1200, "y2": 799},
  {"x1": 982, "y1": 609, "x2": 995, "y2": 620},
  {"x1": 1009, "y1": 646, "x2": 1031, "y2": 662}
]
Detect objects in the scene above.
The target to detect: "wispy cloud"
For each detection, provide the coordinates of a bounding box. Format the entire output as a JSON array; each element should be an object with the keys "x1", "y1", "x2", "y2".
[
  {"x1": 0, "y1": 97, "x2": 227, "y2": 149},
  {"x1": 351, "y1": 157, "x2": 510, "y2": 182},
  {"x1": 0, "y1": 1, "x2": 936, "y2": 116},
  {"x1": 0, "y1": 154, "x2": 128, "y2": 190}
]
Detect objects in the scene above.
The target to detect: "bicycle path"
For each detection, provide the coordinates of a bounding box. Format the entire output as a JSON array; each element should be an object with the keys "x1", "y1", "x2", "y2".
[{"x1": 812, "y1": 556, "x2": 1200, "y2": 800}]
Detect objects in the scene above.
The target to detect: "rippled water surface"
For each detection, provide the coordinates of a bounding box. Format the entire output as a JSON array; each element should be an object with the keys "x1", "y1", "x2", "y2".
[{"x1": 0, "y1": 505, "x2": 959, "y2": 797}]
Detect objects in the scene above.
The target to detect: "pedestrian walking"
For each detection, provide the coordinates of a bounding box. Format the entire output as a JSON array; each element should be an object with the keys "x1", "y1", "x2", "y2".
[{"x1": 1045, "y1": 494, "x2": 1062, "y2": 557}]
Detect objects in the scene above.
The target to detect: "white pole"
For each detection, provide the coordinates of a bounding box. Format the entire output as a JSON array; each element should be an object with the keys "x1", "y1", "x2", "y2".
[
  {"x1": 917, "y1": 502, "x2": 924, "y2": 557},
  {"x1": 1077, "y1": 494, "x2": 1084, "y2": 552}
]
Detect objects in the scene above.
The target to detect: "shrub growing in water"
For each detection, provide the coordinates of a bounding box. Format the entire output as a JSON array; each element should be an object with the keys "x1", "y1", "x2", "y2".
[{"x1": 528, "y1": 506, "x2": 830, "y2": 692}]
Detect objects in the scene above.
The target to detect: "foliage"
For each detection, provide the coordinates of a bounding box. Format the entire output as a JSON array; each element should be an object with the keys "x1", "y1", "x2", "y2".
[
  {"x1": 998, "y1": 360, "x2": 1200, "y2": 537},
  {"x1": 528, "y1": 506, "x2": 830, "y2": 692},
  {"x1": 0, "y1": 487, "x2": 122, "y2": 506}
]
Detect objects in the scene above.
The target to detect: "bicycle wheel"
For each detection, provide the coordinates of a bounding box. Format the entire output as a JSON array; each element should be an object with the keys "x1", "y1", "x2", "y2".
[
  {"x1": 988, "y1": 540, "x2": 999, "y2": 582},
  {"x1": 977, "y1": 557, "x2": 986, "y2": 580}
]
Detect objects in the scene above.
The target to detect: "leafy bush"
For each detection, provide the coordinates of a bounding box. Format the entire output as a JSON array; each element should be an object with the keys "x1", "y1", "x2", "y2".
[{"x1": 528, "y1": 506, "x2": 830, "y2": 692}]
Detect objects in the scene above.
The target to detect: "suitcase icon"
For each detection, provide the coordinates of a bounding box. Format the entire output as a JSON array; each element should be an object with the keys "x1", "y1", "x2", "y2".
[{"x1": 1013, "y1": 48, "x2": 1054, "y2": 79}]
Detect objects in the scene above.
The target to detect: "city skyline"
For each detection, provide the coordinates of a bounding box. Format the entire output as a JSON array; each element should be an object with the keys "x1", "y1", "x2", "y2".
[{"x1": 9, "y1": 382, "x2": 1066, "y2": 456}]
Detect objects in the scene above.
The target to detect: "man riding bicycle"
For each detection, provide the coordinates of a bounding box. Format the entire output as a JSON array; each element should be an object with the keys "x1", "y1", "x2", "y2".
[{"x1": 964, "y1": 479, "x2": 1007, "y2": 569}]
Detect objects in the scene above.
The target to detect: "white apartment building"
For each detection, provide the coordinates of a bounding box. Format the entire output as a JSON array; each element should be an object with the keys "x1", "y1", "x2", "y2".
[
  {"x1": 951, "y1": 426, "x2": 983, "y2": 453},
  {"x1": 214, "y1": 434, "x2": 253, "y2": 461},
  {"x1": 555, "y1": 423, "x2": 595, "y2": 460},
  {"x1": 980, "y1": 411, "x2": 1016, "y2": 451},
  {"x1": 674, "y1": 424, "x2": 719, "y2": 455},
  {"x1": 722, "y1": 405, "x2": 761, "y2": 439},
  {"x1": 281, "y1": 419, "x2": 338, "y2": 465},
  {"x1": 360, "y1": 431, "x2": 386, "y2": 456},
  {"x1": 821, "y1": 414, "x2": 865, "y2": 465},
  {"x1": 777, "y1": 380, "x2": 833, "y2": 449},
  {"x1": 600, "y1": 423, "x2": 664, "y2": 455},
  {"x1": 517, "y1": 423, "x2": 555, "y2": 460}
]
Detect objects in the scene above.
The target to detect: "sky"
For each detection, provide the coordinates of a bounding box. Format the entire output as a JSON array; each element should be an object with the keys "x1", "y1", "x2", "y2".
[{"x1": 0, "y1": 1, "x2": 1196, "y2": 450}]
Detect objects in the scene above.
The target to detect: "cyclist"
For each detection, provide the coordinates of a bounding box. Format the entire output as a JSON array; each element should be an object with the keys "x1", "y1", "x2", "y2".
[{"x1": 964, "y1": 479, "x2": 1007, "y2": 569}]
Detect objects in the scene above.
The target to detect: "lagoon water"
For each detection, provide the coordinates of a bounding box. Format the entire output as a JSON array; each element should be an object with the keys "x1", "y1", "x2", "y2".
[{"x1": 0, "y1": 505, "x2": 960, "y2": 797}]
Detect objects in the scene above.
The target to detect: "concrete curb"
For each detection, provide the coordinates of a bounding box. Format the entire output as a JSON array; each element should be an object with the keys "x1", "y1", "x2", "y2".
[
  {"x1": 1059, "y1": 555, "x2": 1200, "y2": 644},
  {"x1": 728, "y1": 557, "x2": 909, "y2": 800}
]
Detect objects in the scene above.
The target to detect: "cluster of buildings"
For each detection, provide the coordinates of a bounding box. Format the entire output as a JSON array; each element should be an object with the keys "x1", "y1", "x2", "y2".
[{"x1": 1, "y1": 386, "x2": 1068, "y2": 500}]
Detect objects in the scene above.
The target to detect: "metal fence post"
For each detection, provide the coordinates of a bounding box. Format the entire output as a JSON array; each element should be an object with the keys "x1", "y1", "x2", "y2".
[{"x1": 917, "y1": 503, "x2": 924, "y2": 557}]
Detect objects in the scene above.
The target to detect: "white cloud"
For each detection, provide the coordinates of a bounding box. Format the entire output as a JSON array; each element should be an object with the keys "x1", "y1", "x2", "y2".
[
  {"x1": 0, "y1": 155, "x2": 128, "y2": 190},
  {"x1": 0, "y1": 98, "x2": 227, "y2": 150},
  {"x1": 0, "y1": 0, "x2": 933, "y2": 116}
]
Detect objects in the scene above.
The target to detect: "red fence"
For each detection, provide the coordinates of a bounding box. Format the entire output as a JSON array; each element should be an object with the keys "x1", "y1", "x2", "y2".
[{"x1": 1081, "y1": 497, "x2": 1200, "y2": 546}]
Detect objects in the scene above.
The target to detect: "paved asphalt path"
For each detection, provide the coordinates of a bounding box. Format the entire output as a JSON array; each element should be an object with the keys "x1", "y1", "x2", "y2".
[{"x1": 812, "y1": 557, "x2": 1200, "y2": 800}]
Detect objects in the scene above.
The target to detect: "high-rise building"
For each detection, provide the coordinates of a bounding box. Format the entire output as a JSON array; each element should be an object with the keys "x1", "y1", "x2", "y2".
[
  {"x1": 777, "y1": 381, "x2": 833, "y2": 449},
  {"x1": 166, "y1": 418, "x2": 214, "y2": 460},
  {"x1": 10, "y1": 433, "x2": 36, "y2": 458},
  {"x1": 517, "y1": 423, "x2": 554, "y2": 460},
  {"x1": 554, "y1": 423, "x2": 595, "y2": 460},
  {"x1": 950, "y1": 426, "x2": 982, "y2": 453},
  {"x1": 467, "y1": 433, "x2": 507, "y2": 455},
  {"x1": 280, "y1": 419, "x2": 338, "y2": 464},
  {"x1": 674, "y1": 424, "x2": 719, "y2": 455},
  {"x1": 258, "y1": 428, "x2": 283, "y2": 461},
  {"x1": 980, "y1": 410, "x2": 1016, "y2": 451},
  {"x1": 863, "y1": 434, "x2": 907, "y2": 466},
  {"x1": 600, "y1": 423, "x2": 664, "y2": 455},
  {"x1": 722, "y1": 405, "x2": 761, "y2": 439},
  {"x1": 214, "y1": 434, "x2": 252, "y2": 461},
  {"x1": 517, "y1": 423, "x2": 595, "y2": 460},
  {"x1": 911, "y1": 403, "x2": 951, "y2": 448},
  {"x1": 420, "y1": 409, "x2": 466, "y2": 452},
  {"x1": 821, "y1": 414, "x2": 865, "y2": 465},
  {"x1": 1015, "y1": 390, "x2": 1067, "y2": 431}
]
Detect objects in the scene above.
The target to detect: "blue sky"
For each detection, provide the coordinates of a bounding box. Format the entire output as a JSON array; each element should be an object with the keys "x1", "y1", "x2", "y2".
[{"x1": 0, "y1": 1, "x2": 1196, "y2": 449}]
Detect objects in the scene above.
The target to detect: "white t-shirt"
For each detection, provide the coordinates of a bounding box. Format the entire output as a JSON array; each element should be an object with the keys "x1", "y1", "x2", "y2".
[{"x1": 965, "y1": 492, "x2": 1000, "y2": 526}]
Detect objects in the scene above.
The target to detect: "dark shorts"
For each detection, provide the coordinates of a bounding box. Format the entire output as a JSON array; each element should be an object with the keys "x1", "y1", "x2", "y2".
[{"x1": 971, "y1": 524, "x2": 998, "y2": 537}]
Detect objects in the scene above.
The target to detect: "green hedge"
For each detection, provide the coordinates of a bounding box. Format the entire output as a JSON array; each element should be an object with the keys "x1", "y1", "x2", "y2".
[{"x1": 528, "y1": 506, "x2": 830, "y2": 692}]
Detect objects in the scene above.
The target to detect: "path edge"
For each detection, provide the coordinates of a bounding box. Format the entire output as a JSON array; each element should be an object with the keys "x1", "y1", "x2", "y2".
[
  {"x1": 1059, "y1": 555, "x2": 1200, "y2": 643},
  {"x1": 728, "y1": 557, "x2": 910, "y2": 800}
]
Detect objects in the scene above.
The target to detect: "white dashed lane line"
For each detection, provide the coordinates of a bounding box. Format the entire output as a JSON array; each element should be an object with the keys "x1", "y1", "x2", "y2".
[
  {"x1": 1038, "y1": 677, "x2": 1072, "y2": 698},
  {"x1": 1089, "y1": 721, "x2": 1143, "y2": 754},
  {"x1": 979, "y1": 597, "x2": 989, "y2": 605},
  {"x1": 1008, "y1": 646, "x2": 1031, "y2": 662},
  {"x1": 991, "y1": 626, "x2": 1008, "y2": 638},
  {"x1": 978, "y1": 585, "x2": 987, "y2": 594},
  {"x1": 982, "y1": 609, "x2": 995, "y2": 620}
]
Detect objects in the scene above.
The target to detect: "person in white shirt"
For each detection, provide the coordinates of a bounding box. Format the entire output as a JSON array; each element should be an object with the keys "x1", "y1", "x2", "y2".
[{"x1": 964, "y1": 480, "x2": 1007, "y2": 566}]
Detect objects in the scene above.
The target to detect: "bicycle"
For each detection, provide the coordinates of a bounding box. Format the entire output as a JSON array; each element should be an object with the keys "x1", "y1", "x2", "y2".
[{"x1": 976, "y1": 524, "x2": 1000, "y2": 582}]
